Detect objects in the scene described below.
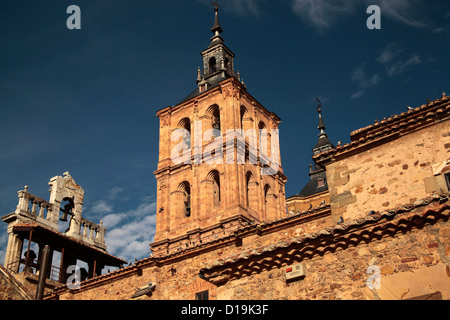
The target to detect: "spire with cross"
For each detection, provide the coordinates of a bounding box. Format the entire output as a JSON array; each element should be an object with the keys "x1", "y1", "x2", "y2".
[
  {"x1": 198, "y1": 2, "x2": 236, "y2": 82},
  {"x1": 312, "y1": 98, "x2": 334, "y2": 156},
  {"x1": 210, "y1": 1, "x2": 223, "y2": 40}
]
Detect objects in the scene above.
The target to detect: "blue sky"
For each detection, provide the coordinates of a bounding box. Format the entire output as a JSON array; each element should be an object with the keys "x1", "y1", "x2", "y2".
[{"x1": 1, "y1": 0, "x2": 449, "y2": 264}]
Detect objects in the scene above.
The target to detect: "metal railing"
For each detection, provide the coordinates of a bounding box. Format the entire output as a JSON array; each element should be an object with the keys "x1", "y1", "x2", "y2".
[{"x1": 7, "y1": 258, "x2": 64, "y2": 283}]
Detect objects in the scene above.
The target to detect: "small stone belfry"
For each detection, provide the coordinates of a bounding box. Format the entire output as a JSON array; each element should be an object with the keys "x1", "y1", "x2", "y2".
[
  {"x1": 1, "y1": 172, "x2": 126, "y2": 294},
  {"x1": 47, "y1": 172, "x2": 88, "y2": 239},
  {"x1": 151, "y1": 6, "x2": 287, "y2": 256}
]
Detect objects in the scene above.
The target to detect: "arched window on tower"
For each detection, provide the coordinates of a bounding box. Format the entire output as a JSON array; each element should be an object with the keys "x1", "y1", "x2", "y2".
[
  {"x1": 264, "y1": 184, "x2": 271, "y2": 216},
  {"x1": 245, "y1": 172, "x2": 253, "y2": 208},
  {"x1": 209, "y1": 57, "x2": 217, "y2": 74},
  {"x1": 258, "y1": 121, "x2": 266, "y2": 130},
  {"x1": 259, "y1": 121, "x2": 269, "y2": 158},
  {"x1": 178, "y1": 118, "x2": 191, "y2": 149},
  {"x1": 224, "y1": 58, "x2": 230, "y2": 73},
  {"x1": 211, "y1": 106, "x2": 221, "y2": 131},
  {"x1": 179, "y1": 182, "x2": 191, "y2": 217},
  {"x1": 240, "y1": 106, "x2": 247, "y2": 130},
  {"x1": 208, "y1": 170, "x2": 221, "y2": 207}
]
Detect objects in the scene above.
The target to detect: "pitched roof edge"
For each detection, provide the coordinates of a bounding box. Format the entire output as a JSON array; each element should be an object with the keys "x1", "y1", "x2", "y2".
[
  {"x1": 313, "y1": 96, "x2": 450, "y2": 161},
  {"x1": 200, "y1": 193, "x2": 450, "y2": 278},
  {"x1": 0, "y1": 264, "x2": 34, "y2": 300}
]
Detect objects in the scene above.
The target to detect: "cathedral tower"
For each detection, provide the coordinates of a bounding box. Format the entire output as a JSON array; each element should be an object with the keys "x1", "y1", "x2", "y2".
[{"x1": 151, "y1": 6, "x2": 287, "y2": 256}]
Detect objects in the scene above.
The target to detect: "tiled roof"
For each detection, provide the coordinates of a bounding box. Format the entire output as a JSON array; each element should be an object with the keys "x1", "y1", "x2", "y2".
[
  {"x1": 293, "y1": 170, "x2": 328, "y2": 198},
  {"x1": 313, "y1": 95, "x2": 450, "y2": 160},
  {"x1": 176, "y1": 74, "x2": 229, "y2": 106},
  {"x1": 48, "y1": 192, "x2": 449, "y2": 295},
  {"x1": 200, "y1": 193, "x2": 449, "y2": 282}
]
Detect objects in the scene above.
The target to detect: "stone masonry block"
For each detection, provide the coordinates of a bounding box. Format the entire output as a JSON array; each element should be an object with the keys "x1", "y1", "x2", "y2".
[{"x1": 330, "y1": 191, "x2": 353, "y2": 203}]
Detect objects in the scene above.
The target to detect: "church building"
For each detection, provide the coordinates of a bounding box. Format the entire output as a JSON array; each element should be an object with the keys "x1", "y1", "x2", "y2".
[{"x1": 1, "y1": 6, "x2": 449, "y2": 301}]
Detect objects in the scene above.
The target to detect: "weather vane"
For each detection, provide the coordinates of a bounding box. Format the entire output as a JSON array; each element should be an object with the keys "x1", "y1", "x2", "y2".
[
  {"x1": 212, "y1": 1, "x2": 219, "y2": 10},
  {"x1": 316, "y1": 97, "x2": 322, "y2": 113}
]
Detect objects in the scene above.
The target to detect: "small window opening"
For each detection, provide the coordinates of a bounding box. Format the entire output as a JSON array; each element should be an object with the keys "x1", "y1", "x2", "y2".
[
  {"x1": 184, "y1": 192, "x2": 191, "y2": 217},
  {"x1": 445, "y1": 172, "x2": 450, "y2": 191},
  {"x1": 195, "y1": 290, "x2": 209, "y2": 300},
  {"x1": 212, "y1": 108, "x2": 221, "y2": 131},
  {"x1": 180, "y1": 182, "x2": 191, "y2": 218},
  {"x1": 209, "y1": 57, "x2": 217, "y2": 74},
  {"x1": 212, "y1": 173, "x2": 221, "y2": 207},
  {"x1": 317, "y1": 178, "x2": 325, "y2": 188}
]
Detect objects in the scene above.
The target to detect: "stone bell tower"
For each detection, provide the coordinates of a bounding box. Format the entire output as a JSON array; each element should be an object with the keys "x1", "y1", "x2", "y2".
[
  {"x1": 1, "y1": 172, "x2": 126, "y2": 294},
  {"x1": 151, "y1": 5, "x2": 287, "y2": 257}
]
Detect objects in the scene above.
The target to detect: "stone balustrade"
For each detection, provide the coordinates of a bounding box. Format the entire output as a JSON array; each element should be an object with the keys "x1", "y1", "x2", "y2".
[
  {"x1": 13, "y1": 187, "x2": 106, "y2": 250},
  {"x1": 16, "y1": 189, "x2": 54, "y2": 221},
  {"x1": 80, "y1": 218, "x2": 106, "y2": 248}
]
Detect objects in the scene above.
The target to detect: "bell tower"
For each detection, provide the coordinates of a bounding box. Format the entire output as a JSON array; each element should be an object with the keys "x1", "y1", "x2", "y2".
[
  {"x1": 198, "y1": 4, "x2": 235, "y2": 90},
  {"x1": 151, "y1": 5, "x2": 287, "y2": 257}
]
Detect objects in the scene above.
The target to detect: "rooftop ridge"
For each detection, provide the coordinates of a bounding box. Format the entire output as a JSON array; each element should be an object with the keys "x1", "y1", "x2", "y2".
[
  {"x1": 200, "y1": 192, "x2": 449, "y2": 281},
  {"x1": 313, "y1": 94, "x2": 450, "y2": 160}
]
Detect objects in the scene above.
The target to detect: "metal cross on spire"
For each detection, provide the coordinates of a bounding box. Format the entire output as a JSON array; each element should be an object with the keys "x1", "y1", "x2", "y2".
[
  {"x1": 316, "y1": 97, "x2": 322, "y2": 114},
  {"x1": 315, "y1": 98, "x2": 326, "y2": 132},
  {"x1": 210, "y1": 0, "x2": 223, "y2": 35}
]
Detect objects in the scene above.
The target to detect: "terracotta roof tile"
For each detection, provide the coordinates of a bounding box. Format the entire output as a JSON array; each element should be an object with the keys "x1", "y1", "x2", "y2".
[
  {"x1": 313, "y1": 95, "x2": 450, "y2": 160},
  {"x1": 200, "y1": 193, "x2": 449, "y2": 275}
]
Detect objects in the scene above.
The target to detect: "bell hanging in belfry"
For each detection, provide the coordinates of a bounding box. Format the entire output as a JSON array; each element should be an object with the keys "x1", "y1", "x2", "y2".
[{"x1": 60, "y1": 203, "x2": 73, "y2": 222}]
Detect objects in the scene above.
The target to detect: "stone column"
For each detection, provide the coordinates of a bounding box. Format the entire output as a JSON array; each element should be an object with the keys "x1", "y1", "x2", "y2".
[
  {"x1": 200, "y1": 180, "x2": 213, "y2": 219},
  {"x1": 169, "y1": 190, "x2": 185, "y2": 232},
  {"x1": 247, "y1": 181, "x2": 259, "y2": 214},
  {"x1": 66, "y1": 201, "x2": 82, "y2": 238},
  {"x1": 4, "y1": 231, "x2": 23, "y2": 271},
  {"x1": 265, "y1": 193, "x2": 278, "y2": 221}
]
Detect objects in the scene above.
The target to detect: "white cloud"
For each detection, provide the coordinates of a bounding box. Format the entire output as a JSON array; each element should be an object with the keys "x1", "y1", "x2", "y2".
[
  {"x1": 228, "y1": 0, "x2": 262, "y2": 16},
  {"x1": 291, "y1": 0, "x2": 433, "y2": 31},
  {"x1": 376, "y1": 43, "x2": 422, "y2": 77},
  {"x1": 108, "y1": 186, "x2": 123, "y2": 200},
  {"x1": 291, "y1": 0, "x2": 357, "y2": 29},
  {"x1": 90, "y1": 200, "x2": 113, "y2": 214},
  {"x1": 197, "y1": 0, "x2": 262, "y2": 16},
  {"x1": 372, "y1": 0, "x2": 428, "y2": 28},
  {"x1": 376, "y1": 43, "x2": 403, "y2": 64},
  {"x1": 102, "y1": 212, "x2": 124, "y2": 228},
  {"x1": 350, "y1": 64, "x2": 381, "y2": 99},
  {"x1": 351, "y1": 42, "x2": 423, "y2": 99},
  {"x1": 351, "y1": 89, "x2": 365, "y2": 100},
  {"x1": 385, "y1": 54, "x2": 421, "y2": 77},
  {"x1": 103, "y1": 198, "x2": 157, "y2": 262},
  {"x1": 432, "y1": 27, "x2": 448, "y2": 34}
]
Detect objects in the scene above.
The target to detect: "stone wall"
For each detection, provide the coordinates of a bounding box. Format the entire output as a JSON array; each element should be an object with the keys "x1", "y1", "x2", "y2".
[
  {"x1": 0, "y1": 265, "x2": 32, "y2": 300},
  {"x1": 327, "y1": 120, "x2": 450, "y2": 222},
  {"x1": 286, "y1": 191, "x2": 329, "y2": 214},
  {"x1": 50, "y1": 199, "x2": 450, "y2": 300},
  {"x1": 216, "y1": 211, "x2": 450, "y2": 300},
  {"x1": 50, "y1": 210, "x2": 332, "y2": 300}
]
